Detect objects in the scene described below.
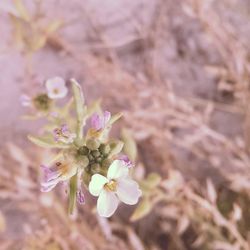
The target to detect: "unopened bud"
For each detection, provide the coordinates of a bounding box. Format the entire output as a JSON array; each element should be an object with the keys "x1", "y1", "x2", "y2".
[
  {"x1": 96, "y1": 156, "x2": 102, "y2": 163},
  {"x1": 99, "y1": 144, "x2": 111, "y2": 155},
  {"x1": 91, "y1": 150, "x2": 100, "y2": 158},
  {"x1": 78, "y1": 146, "x2": 89, "y2": 155},
  {"x1": 86, "y1": 138, "x2": 101, "y2": 150},
  {"x1": 79, "y1": 155, "x2": 89, "y2": 168}
]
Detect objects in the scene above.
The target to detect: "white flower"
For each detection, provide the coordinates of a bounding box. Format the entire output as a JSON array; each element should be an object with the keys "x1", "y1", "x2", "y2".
[
  {"x1": 45, "y1": 77, "x2": 68, "y2": 99},
  {"x1": 89, "y1": 160, "x2": 142, "y2": 217}
]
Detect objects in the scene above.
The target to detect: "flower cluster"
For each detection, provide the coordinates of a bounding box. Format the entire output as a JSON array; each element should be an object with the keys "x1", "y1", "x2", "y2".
[{"x1": 25, "y1": 77, "x2": 141, "y2": 217}]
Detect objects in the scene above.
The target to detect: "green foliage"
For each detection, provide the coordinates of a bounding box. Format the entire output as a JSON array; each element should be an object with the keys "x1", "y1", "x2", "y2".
[
  {"x1": 28, "y1": 135, "x2": 70, "y2": 149},
  {"x1": 121, "y1": 128, "x2": 137, "y2": 162}
]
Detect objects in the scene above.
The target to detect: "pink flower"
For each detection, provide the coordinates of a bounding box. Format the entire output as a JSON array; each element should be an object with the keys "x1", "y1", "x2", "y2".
[
  {"x1": 53, "y1": 124, "x2": 76, "y2": 144},
  {"x1": 91, "y1": 111, "x2": 111, "y2": 131},
  {"x1": 40, "y1": 162, "x2": 77, "y2": 192},
  {"x1": 118, "y1": 155, "x2": 133, "y2": 168}
]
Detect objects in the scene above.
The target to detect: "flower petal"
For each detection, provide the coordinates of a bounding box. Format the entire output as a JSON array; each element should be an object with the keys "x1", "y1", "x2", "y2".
[
  {"x1": 89, "y1": 174, "x2": 108, "y2": 196},
  {"x1": 46, "y1": 77, "x2": 65, "y2": 90},
  {"x1": 46, "y1": 77, "x2": 68, "y2": 99},
  {"x1": 107, "y1": 160, "x2": 129, "y2": 180},
  {"x1": 91, "y1": 113, "x2": 102, "y2": 130},
  {"x1": 40, "y1": 178, "x2": 60, "y2": 192},
  {"x1": 116, "y1": 178, "x2": 142, "y2": 205},
  {"x1": 97, "y1": 190, "x2": 119, "y2": 217},
  {"x1": 118, "y1": 155, "x2": 133, "y2": 168}
]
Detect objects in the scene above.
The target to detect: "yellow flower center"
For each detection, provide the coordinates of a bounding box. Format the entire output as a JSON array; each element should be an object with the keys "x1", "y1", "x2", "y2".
[{"x1": 104, "y1": 180, "x2": 117, "y2": 192}]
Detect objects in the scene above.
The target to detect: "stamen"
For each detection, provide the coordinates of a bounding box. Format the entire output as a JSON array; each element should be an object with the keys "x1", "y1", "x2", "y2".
[{"x1": 104, "y1": 180, "x2": 117, "y2": 192}]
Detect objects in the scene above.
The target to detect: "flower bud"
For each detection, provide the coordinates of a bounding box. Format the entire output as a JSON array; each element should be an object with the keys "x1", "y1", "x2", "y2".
[
  {"x1": 96, "y1": 156, "x2": 102, "y2": 163},
  {"x1": 99, "y1": 144, "x2": 111, "y2": 155},
  {"x1": 78, "y1": 146, "x2": 89, "y2": 155},
  {"x1": 88, "y1": 154, "x2": 94, "y2": 161},
  {"x1": 86, "y1": 138, "x2": 101, "y2": 150},
  {"x1": 91, "y1": 150, "x2": 100, "y2": 158},
  {"x1": 78, "y1": 155, "x2": 89, "y2": 168}
]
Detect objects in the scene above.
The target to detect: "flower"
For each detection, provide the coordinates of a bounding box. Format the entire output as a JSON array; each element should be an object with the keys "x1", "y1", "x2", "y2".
[
  {"x1": 89, "y1": 160, "x2": 142, "y2": 217},
  {"x1": 45, "y1": 77, "x2": 68, "y2": 99},
  {"x1": 20, "y1": 94, "x2": 32, "y2": 107},
  {"x1": 118, "y1": 155, "x2": 133, "y2": 168},
  {"x1": 40, "y1": 162, "x2": 77, "y2": 192},
  {"x1": 53, "y1": 124, "x2": 76, "y2": 144},
  {"x1": 91, "y1": 111, "x2": 111, "y2": 131}
]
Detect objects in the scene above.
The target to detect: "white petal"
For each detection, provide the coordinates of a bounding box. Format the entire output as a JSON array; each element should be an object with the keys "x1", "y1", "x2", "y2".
[
  {"x1": 89, "y1": 174, "x2": 108, "y2": 197},
  {"x1": 97, "y1": 190, "x2": 119, "y2": 217},
  {"x1": 107, "y1": 160, "x2": 129, "y2": 180},
  {"x1": 46, "y1": 77, "x2": 65, "y2": 89},
  {"x1": 46, "y1": 77, "x2": 68, "y2": 99},
  {"x1": 116, "y1": 178, "x2": 142, "y2": 205}
]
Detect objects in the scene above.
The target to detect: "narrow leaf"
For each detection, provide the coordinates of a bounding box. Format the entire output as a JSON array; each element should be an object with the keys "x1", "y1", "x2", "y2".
[
  {"x1": 71, "y1": 79, "x2": 86, "y2": 140},
  {"x1": 28, "y1": 135, "x2": 70, "y2": 149},
  {"x1": 121, "y1": 128, "x2": 137, "y2": 162},
  {"x1": 109, "y1": 112, "x2": 122, "y2": 125},
  {"x1": 130, "y1": 198, "x2": 152, "y2": 222},
  {"x1": 71, "y1": 79, "x2": 85, "y2": 119}
]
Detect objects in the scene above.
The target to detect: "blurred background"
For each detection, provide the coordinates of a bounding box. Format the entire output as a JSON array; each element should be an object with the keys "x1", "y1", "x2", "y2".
[{"x1": 1, "y1": 0, "x2": 250, "y2": 249}]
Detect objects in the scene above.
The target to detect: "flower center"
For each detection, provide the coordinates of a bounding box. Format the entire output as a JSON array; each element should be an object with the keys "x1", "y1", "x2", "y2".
[
  {"x1": 104, "y1": 180, "x2": 117, "y2": 192},
  {"x1": 53, "y1": 88, "x2": 59, "y2": 94}
]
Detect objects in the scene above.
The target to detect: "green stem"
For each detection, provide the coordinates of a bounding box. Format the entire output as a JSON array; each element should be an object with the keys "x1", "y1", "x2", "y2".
[{"x1": 68, "y1": 174, "x2": 77, "y2": 215}]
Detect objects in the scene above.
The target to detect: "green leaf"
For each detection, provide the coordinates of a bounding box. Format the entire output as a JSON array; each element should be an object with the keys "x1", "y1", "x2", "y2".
[
  {"x1": 138, "y1": 173, "x2": 162, "y2": 197},
  {"x1": 71, "y1": 79, "x2": 86, "y2": 141},
  {"x1": 121, "y1": 128, "x2": 137, "y2": 162},
  {"x1": 68, "y1": 174, "x2": 77, "y2": 215},
  {"x1": 130, "y1": 198, "x2": 153, "y2": 222},
  {"x1": 28, "y1": 135, "x2": 70, "y2": 149},
  {"x1": 71, "y1": 79, "x2": 85, "y2": 119},
  {"x1": 109, "y1": 112, "x2": 123, "y2": 125}
]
